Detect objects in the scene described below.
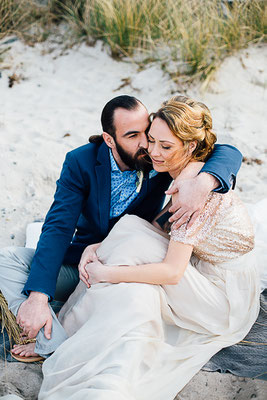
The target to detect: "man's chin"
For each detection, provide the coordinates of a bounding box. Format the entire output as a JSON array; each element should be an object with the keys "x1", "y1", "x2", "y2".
[
  {"x1": 135, "y1": 158, "x2": 152, "y2": 174},
  {"x1": 114, "y1": 141, "x2": 151, "y2": 173}
]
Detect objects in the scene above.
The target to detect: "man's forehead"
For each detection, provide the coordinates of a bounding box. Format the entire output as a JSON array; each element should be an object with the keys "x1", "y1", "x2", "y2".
[
  {"x1": 114, "y1": 105, "x2": 150, "y2": 133},
  {"x1": 114, "y1": 104, "x2": 148, "y2": 119}
]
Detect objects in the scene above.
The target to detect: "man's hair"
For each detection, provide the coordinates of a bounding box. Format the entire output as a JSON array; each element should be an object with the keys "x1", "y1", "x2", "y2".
[{"x1": 89, "y1": 95, "x2": 142, "y2": 143}]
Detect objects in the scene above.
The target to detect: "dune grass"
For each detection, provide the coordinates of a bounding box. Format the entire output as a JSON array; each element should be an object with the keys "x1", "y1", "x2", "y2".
[
  {"x1": 48, "y1": 0, "x2": 267, "y2": 81},
  {"x1": 1, "y1": 0, "x2": 266, "y2": 81},
  {"x1": 0, "y1": 0, "x2": 35, "y2": 40},
  {"x1": 0, "y1": 293, "x2": 23, "y2": 351},
  {"x1": 0, "y1": 0, "x2": 52, "y2": 44}
]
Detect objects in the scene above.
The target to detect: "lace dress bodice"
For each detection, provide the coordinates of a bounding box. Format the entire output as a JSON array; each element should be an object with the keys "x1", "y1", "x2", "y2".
[{"x1": 171, "y1": 191, "x2": 254, "y2": 264}]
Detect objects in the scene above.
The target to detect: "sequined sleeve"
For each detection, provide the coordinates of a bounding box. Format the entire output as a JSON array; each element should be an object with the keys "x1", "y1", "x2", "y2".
[{"x1": 170, "y1": 193, "x2": 223, "y2": 246}]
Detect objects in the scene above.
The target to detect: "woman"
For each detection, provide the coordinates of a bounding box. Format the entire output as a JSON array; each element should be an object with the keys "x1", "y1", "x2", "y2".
[{"x1": 39, "y1": 97, "x2": 261, "y2": 400}]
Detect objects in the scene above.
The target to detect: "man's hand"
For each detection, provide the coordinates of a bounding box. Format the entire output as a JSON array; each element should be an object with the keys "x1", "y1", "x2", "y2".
[
  {"x1": 16, "y1": 292, "x2": 52, "y2": 340},
  {"x1": 166, "y1": 172, "x2": 219, "y2": 229},
  {"x1": 78, "y1": 243, "x2": 101, "y2": 288}
]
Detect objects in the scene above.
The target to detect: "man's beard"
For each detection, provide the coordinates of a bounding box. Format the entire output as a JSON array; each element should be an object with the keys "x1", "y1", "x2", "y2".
[{"x1": 115, "y1": 140, "x2": 152, "y2": 174}]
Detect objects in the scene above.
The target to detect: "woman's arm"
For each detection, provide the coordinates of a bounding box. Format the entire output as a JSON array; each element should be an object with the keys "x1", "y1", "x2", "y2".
[{"x1": 86, "y1": 240, "x2": 193, "y2": 286}]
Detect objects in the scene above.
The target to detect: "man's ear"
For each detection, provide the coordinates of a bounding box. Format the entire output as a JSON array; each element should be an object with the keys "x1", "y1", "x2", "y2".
[{"x1": 103, "y1": 132, "x2": 115, "y2": 149}]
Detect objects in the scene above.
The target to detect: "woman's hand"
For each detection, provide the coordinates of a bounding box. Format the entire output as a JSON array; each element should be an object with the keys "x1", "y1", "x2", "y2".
[
  {"x1": 166, "y1": 162, "x2": 218, "y2": 229},
  {"x1": 78, "y1": 243, "x2": 101, "y2": 287},
  {"x1": 85, "y1": 260, "x2": 107, "y2": 286}
]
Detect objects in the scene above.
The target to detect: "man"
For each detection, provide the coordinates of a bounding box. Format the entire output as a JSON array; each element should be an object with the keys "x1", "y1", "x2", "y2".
[{"x1": 0, "y1": 95, "x2": 242, "y2": 360}]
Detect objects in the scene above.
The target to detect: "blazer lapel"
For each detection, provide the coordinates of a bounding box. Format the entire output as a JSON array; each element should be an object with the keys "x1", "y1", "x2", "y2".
[{"x1": 95, "y1": 143, "x2": 111, "y2": 236}]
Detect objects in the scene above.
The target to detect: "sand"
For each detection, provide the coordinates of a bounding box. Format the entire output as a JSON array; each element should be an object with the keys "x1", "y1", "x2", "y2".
[{"x1": 0, "y1": 37, "x2": 266, "y2": 399}]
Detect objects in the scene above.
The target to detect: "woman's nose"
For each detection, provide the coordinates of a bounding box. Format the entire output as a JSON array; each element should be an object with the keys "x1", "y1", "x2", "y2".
[{"x1": 149, "y1": 143, "x2": 160, "y2": 157}]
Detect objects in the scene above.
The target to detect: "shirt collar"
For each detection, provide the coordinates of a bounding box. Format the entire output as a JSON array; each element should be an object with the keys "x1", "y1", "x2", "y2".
[{"x1": 109, "y1": 149, "x2": 121, "y2": 173}]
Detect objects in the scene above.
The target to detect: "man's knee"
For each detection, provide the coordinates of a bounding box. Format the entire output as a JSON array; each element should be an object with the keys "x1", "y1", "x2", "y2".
[
  {"x1": 0, "y1": 246, "x2": 18, "y2": 257},
  {"x1": 0, "y1": 245, "x2": 33, "y2": 257},
  {"x1": 0, "y1": 246, "x2": 35, "y2": 276},
  {"x1": 0, "y1": 246, "x2": 19, "y2": 267}
]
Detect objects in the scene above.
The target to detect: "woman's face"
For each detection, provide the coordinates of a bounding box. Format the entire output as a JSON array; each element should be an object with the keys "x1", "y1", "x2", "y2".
[{"x1": 147, "y1": 117, "x2": 185, "y2": 178}]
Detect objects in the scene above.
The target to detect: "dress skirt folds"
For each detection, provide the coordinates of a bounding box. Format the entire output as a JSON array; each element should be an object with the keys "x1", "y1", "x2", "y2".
[{"x1": 39, "y1": 192, "x2": 263, "y2": 400}]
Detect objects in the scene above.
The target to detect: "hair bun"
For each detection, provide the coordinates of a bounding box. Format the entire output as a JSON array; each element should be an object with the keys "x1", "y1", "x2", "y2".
[{"x1": 202, "y1": 112, "x2": 212, "y2": 130}]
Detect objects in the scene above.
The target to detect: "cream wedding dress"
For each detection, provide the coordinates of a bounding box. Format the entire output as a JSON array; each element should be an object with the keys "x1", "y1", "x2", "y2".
[{"x1": 39, "y1": 191, "x2": 263, "y2": 400}]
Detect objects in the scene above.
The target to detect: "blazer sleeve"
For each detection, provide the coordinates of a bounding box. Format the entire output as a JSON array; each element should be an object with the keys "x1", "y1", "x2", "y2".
[
  {"x1": 200, "y1": 144, "x2": 242, "y2": 193},
  {"x1": 23, "y1": 151, "x2": 88, "y2": 300}
]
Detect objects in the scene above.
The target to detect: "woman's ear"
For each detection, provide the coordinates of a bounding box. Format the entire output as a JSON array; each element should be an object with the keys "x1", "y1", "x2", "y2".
[
  {"x1": 188, "y1": 140, "x2": 197, "y2": 154},
  {"x1": 103, "y1": 132, "x2": 115, "y2": 149}
]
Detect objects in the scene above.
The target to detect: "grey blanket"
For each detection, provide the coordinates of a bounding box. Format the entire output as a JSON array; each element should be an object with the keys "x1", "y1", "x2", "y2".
[{"x1": 203, "y1": 289, "x2": 267, "y2": 380}]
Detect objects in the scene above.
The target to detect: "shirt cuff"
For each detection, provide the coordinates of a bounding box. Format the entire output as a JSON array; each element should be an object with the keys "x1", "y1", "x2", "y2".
[
  {"x1": 23, "y1": 290, "x2": 51, "y2": 302},
  {"x1": 199, "y1": 171, "x2": 226, "y2": 193}
]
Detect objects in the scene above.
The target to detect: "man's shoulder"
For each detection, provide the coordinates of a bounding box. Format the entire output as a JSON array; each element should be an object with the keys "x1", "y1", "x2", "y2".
[
  {"x1": 67, "y1": 141, "x2": 108, "y2": 165},
  {"x1": 69, "y1": 142, "x2": 99, "y2": 158}
]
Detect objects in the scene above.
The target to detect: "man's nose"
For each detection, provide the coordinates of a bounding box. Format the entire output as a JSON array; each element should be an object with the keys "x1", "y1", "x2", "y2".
[{"x1": 139, "y1": 133, "x2": 148, "y2": 149}]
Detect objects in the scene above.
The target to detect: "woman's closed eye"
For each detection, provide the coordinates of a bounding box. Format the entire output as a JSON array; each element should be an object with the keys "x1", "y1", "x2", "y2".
[{"x1": 148, "y1": 138, "x2": 171, "y2": 150}]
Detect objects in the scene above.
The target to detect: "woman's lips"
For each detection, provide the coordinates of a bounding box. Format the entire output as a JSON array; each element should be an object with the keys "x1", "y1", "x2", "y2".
[{"x1": 151, "y1": 158, "x2": 164, "y2": 165}]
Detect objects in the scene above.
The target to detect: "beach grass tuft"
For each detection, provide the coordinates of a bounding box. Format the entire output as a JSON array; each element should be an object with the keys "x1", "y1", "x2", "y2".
[
  {"x1": 0, "y1": 0, "x2": 52, "y2": 43},
  {"x1": 0, "y1": 0, "x2": 33, "y2": 40},
  {"x1": 1, "y1": 0, "x2": 266, "y2": 81},
  {"x1": 0, "y1": 292, "x2": 22, "y2": 349}
]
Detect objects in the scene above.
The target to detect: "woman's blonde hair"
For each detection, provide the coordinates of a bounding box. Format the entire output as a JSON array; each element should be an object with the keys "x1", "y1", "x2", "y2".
[{"x1": 152, "y1": 95, "x2": 217, "y2": 166}]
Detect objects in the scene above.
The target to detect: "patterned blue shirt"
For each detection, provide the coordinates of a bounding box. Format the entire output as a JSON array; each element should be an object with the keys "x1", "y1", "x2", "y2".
[{"x1": 109, "y1": 150, "x2": 140, "y2": 218}]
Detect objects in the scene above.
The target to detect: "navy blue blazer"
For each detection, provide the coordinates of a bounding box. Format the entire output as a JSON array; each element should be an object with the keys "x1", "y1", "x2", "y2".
[{"x1": 24, "y1": 142, "x2": 242, "y2": 299}]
